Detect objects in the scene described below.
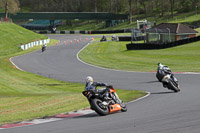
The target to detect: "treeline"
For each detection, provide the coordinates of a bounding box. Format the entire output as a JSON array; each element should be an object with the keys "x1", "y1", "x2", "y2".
[
  {"x1": 19, "y1": 0, "x2": 200, "y2": 16},
  {"x1": 0, "y1": 0, "x2": 200, "y2": 23},
  {"x1": 19, "y1": 0, "x2": 127, "y2": 13}
]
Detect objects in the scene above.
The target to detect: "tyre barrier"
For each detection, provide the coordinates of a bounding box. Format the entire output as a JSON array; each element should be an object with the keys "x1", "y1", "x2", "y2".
[
  {"x1": 90, "y1": 30, "x2": 124, "y2": 34},
  {"x1": 126, "y1": 36, "x2": 200, "y2": 50},
  {"x1": 118, "y1": 36, "x2": 144, "y2": 41}
]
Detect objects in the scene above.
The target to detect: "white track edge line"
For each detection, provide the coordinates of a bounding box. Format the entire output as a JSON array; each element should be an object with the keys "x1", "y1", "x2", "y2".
[
  {"x1": 9, "y1": 57, "x2": 25, "y2": 72},
  {"x1": 127, "y1": 91, "x2": 151, "y2": 104},
  {"x1": 76, "y1": 42, "x2": 151, "y2": 74}
]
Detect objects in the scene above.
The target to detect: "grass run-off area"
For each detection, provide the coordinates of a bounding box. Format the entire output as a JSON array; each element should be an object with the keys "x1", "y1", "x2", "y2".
[
  {"x1": 79, "y1": 40, "x2": 200, "y2": 73},
  {"x1": 0, "y1": 23, "x2": 146, "y2": 125}
]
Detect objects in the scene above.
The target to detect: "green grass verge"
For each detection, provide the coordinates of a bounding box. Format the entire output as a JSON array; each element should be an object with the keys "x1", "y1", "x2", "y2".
[
  {"x1": 0, "y1": 23, "x2": 146, "y2": 125},
  {"x1": 79, "y1": 40, "x2": 200, "y2": 72}
]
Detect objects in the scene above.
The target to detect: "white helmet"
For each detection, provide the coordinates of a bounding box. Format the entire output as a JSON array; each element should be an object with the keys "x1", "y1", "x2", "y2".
[{"x1": 85, "y1": 76, "x2": 94, "y2": 84}]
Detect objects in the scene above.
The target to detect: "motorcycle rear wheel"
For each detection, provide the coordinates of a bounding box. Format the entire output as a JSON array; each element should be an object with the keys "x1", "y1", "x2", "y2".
[{"x1": 91, "y1": 99, "x2": 109, "y2": 116}]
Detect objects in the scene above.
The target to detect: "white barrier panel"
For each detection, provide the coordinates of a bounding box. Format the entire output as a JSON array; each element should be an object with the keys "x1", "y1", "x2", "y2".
[
  {"x1": 25, "y1": 44, "x2": 28, "y2": 50},
  {"x1": 65, "y1": 31, "x2": 70, "y2": 34},
  {"x1": 21, "y1": 45, "x2": 24, "y2": 50},
  {"x1": 75, "y1": 31, "x2": 80, "y2": 34},
  {"x1": 20, "y1": 39, "x2": 50, "y2": 50}
]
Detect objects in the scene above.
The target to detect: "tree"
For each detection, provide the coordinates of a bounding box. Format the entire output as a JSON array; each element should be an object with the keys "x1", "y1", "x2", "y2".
[
  {"x1": 128, "y1": 0, "x2": 132, "y2": 24},
  {"x1": 133, "y1": 0, "x2": 138, "y2": 19},
  {"x1": 114, "y1": 0, "x2": 118, "y2": 14},
  {"x1": 170, "y1": 0, "x2": 175, "y2": 18},
  {"x1": 139, "y1": 0, "x2": 147, "y2": 19},
  {"x1": 0, "y1": 0, "x2": 20, "y2": 20},
  {"x1": 94, "y1": 0, "x2": 97, "y2": 12},
  {"x1": 161, "y1": 0, "x2": 165, "y2": 17}
]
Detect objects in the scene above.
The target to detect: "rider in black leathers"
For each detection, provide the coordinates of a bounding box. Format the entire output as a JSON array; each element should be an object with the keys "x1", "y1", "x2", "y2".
[{"x1": 85, "y1": 76, "x2": 111, "y2": 100}]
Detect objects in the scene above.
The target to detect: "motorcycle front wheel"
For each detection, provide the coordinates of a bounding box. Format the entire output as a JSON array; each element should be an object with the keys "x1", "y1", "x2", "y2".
[
  {"x1": 91, "y1": 98, "x2": 109, "y2": 116},
  {"x1": 42, "y1": 48, "x2": 45, "y2": 52},
  {"x1": 168, "y1": 80, "x2": 180, "y2": 92},
  {"x1": 120, "y1": 101, "x2": 127, "y2": 112}
]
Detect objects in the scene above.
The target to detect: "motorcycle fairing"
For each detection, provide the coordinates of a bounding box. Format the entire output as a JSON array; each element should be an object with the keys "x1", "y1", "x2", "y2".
[{"x1": 109, "y1": 104, "x2": 122, "y2": 113}]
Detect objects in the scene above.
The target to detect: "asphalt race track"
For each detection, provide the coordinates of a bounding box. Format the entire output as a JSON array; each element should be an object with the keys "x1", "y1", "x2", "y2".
[{"x1": 4, "y1": 35, "x2": 200, "y2": 133}]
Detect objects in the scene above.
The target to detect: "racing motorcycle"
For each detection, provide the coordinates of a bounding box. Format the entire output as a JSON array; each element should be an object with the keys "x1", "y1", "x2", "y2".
[
  {"x1": 82, "y1": 86, "x2": 127, "y2": 116},
  {"x1": 156, "y1": 63, "x2": 180, "y2": 92},
  {"x1": 41, "y1": 44, "x2": 46, "y2": 52},
  {"x1": 100, "y1": 35, "x2": 107, "y2": 42},
  {"x1": 111, "y1": 35, "x2": 117, "y2": 41}
]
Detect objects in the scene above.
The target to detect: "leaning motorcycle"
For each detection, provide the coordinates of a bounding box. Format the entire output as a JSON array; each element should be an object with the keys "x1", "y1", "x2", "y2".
[
  {"x1": 156, "y1": 64, "x2": 180, "y2": 92},
  {"x1": 100, "y1": 36, "x2": 107, "y2": 42},
  {"x1": 82, "y1": 86, "x2": 127, "y2": 116},
  {"x1": 41, "y1": 45, "x2": 46, "y2": 52},
  {"x1": 111, "y1": 36, "x2": 117, "y2": 41}
]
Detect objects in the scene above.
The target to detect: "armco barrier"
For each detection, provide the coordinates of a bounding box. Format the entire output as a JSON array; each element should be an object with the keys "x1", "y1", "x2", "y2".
[
  {"x1": 19, "y1": 38, "x2": 50, "y2": 50},
  {"x1": 126, "y1": 36, "x2": 200, "y2": 50}
]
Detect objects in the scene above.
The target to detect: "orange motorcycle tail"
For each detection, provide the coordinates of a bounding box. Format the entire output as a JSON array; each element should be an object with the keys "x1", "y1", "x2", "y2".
[{"x1": 109, "y1": 104, "x2": 122, "y2": 113}]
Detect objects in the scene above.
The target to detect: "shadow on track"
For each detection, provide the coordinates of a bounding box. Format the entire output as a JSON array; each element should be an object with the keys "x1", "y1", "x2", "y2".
[
  {"x1": 146, "y1": 81, "x2": 160, "y2": 83},
  {"x1": 138, "y1": 80, "x2": 159, "y2": 84},
  {"x1": 151, "y1": 91, "x2": 175, "y2": 95}
]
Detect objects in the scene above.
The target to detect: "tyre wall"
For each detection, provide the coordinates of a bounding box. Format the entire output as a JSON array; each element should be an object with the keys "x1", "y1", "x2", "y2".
[{"x1": 126, "y1": 36, "x2": 200, "y2": 50}]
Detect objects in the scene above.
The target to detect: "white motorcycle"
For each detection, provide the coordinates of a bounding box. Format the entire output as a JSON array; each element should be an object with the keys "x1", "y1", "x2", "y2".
[
  {"x1": 156, "y1": 63, "x2": 180, "y2": 92},
  {"x1": 41, "y1": 44, "x2": 46, "y2": 52}
]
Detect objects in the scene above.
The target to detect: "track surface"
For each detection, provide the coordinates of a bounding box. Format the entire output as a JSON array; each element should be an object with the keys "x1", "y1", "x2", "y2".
[{"x1": 5, "y1": 35, "x2": 200, "y2": 133}]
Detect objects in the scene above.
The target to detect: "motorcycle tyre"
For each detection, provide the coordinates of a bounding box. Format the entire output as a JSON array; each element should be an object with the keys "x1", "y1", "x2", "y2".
[
  {"x1": 168, "y1": 80, "x2": 180, "y2": 92},
  {"x1": 120, "y1": 102, "x2": 127, "y2": 112},
  {"x1": 91, "y1": 98, "x2": 109, "y2": 116},
  {"x1": 42, "y1": 48, "x2": 45, "y2": 52}
]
